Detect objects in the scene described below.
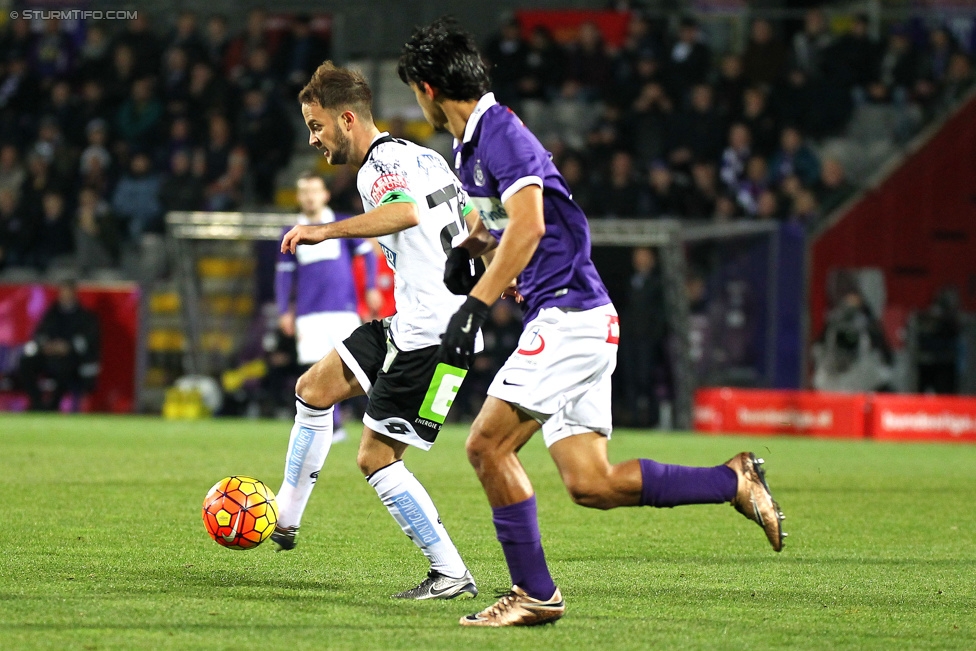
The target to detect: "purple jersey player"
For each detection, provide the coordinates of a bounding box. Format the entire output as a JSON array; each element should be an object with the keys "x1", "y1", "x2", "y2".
[
  {"x1": 399, "y1": 18, "x2": 786, "y2": 627},
  {"x1": 275, "y1": 171, "x2": 380, "y2": 368}
]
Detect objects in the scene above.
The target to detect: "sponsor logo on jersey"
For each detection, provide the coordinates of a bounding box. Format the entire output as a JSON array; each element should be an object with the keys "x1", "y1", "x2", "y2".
[
  {"x1": 467, "y1": 196, "x2": 509, "y2": 231},
  {"x1": 379, "y1": 242, "x2": 397, "y2": 270},
  {"x1": 517, "y1": 327, "x2": 546, "y2": 356},
  {"x1": 370, "y1": 173, "x2": 409, "y2": 204}
]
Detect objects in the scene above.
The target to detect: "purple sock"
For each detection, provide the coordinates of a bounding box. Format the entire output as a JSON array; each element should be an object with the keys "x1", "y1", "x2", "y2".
[
  {"x1": 492, "y1": 495, "x2": 557, "y2": 601},
  {"x1": 333, "y1": 406, "x2": 342, "y2": 430},
  {"x1": 639, "y1": 459, "x2": 738, "y2": 508}
]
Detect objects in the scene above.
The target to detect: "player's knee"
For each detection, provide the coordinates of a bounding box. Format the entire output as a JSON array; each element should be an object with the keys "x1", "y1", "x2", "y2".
[
  {"x1": 465, "y1": 422, "x2": 495, "y2": 472},
  {"x1": 295, "y1": 371, "x2": 328, "y2": 408},
  {"x1": 565, "y1": 476, "x2": 614, "y2": 510}
]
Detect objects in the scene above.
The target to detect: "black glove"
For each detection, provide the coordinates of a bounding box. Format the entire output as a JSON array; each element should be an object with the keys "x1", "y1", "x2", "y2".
[
  {"x1": 439, "y1": 296, "x2": 490, "y2": 368},
  {"x1": 444, "y1": 246, "x2": 486, "y2": 295}
]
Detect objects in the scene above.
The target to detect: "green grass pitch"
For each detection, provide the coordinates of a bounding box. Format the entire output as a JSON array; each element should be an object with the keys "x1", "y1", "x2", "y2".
[{"x1": 2, "y1": 415, "x2": 975, "y2": 650}]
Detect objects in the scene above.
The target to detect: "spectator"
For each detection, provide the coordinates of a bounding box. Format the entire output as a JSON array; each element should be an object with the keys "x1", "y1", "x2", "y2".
[
  {"x1": 79, "y1": 119, "x2": 112, "y2": 181},
  {"x1": 591, "y1": 150, "x2": 646, "y2": 218},
  {"x1": 0, "y1": 56, "x2": 41, "y2": 129},
  {"x1": 788, "y1": 188, "x2": 819, "y2": 226},
  {"x1": 74, "y1": 186, "x2": 119, "y2": 272},
  {"x1": 735, "y1": 155, "x2": 769, "y2": 215},
  {"x1": 519, "y1": 26, "x2": 565, "y2": 101},
  {"x1": 792, "y1": 8, "x2": 833, "y2": 78},
  {"x1": 0, "y1": 187, "x2": 32, "y2": 269},
  {"x1": 116, "y1": 78, "x2": 164, "y2": 151},
  {"x1": 484, "y1": 17, "x2": 527, "y2": 106},
  {"x1": 619, "y1": 247, "x2": 667, "y2": 427},
  {"x1": 77, "y1": 24, "x2": 113, "y2": 83},
  {"x1": 812, "y1": 285, "x2": 893, "y2": 392},
  {"x1": 720, "y1": 122, "x2": 752, "y2": 189},
  {"x1": 742, "y1": 18, "x2": 789, "y2": 87},
  {"x1": 34, "y1": 116, "x2": 77, "y2": 185},
  {"x1": 610, "y1": 14, "x2": 659, "y2": 100},
  {"x1": 665, "y1": 16, "x2": 711, "y2": 100},
  {"x1": 113, "y1": 13, "x2": 163, "y2": 77},
  {"x1": 103, "y1": 45, "x2": 138, "y2": 110},
  {"x1": 17, "y1": 280, "x2": 101, "y2": 411},
  {"x1": 666, "y1": 83, "x2": 725, "y2": 168},
  {"x1": 31, "y1": 18, "x2": 74, "y2": 84},
  {"x1": 235, "y1": 47, "x2": 278, "y2": 97},
  {"x1": 755, "y1": 189, "x2": 780, "y2": 220},
  {"x1": 205, "y1": 145, "x2": 248, "y2": 211},
  {"x1": 204, "y1": 14, "x2": 231, "y2": 71},
  {"x1": 167, "y1": 10, "x2": 206, "y2": 65},
  {"x1": 77, "y1": 81, "x2": 113, "y2": 137},
  {"x1": 714, "y1": 193, "x2": 741, "y2": 221},
  {"x1": 162, "y1": 117, "x2": 194, "y2": 165},
  {"x1": 202, "y1": 113, "x2": 234, "y2": 183},
  {"x1": 112, "y1": 152, "x2": 163, "y2": 240},
  {"x1": 46, "y1": 81, "x2": 82, "y2": 147},
  {"x1": 940, "y1": 52, "x2": 974, "y2": 109},
  {"x1": 645, "y1": 161, "x2": 687, "y2": 217},
  {"x1": 769, "y1": 125, "x2": 820, "y2": 186},
  {"x1": 187, "y1": 62, "x2": 230, "y2": 131},
  {"x1": 0, "y1": 16, "x2": 35, "y2": 63},
  {"x1": 915, "y1": 287, "x2": 962, "y2": 394},
  {"x1": 161, "y1": 47, "x2": 192, "y2": 108},
  {"x1": 685, "y1": 159, "x2": 720, "y2": 219},
  {"x1": 627, "y1": 81, "x2": 673, "y2": 165},
  {"x1": 0, "y1": 144, "x2": 26, "y2": 195},
  {"x1": 32, "y1": 190, "x2": 74, "y2": 267},
  {"x1": 21, "y1": 151, "x2": 56, "y2": 219},
  {"x1": 613, "y1": 51, "x2": 664, "y2": 108},
  {"x1": 225, "y1": 8, "x2": 273, "y2": 81},
  {"x1": 278, "y1": 15, "x2": 331, "y2": 95},
  {"x1": 564, "y1": 22, "x2": 612, "y2": 102},
  {"x1": 830, "y1": 14, "x2": 880, "y2": 94},
  {"x1": 238, "y1": 88, "x2": 294, "y2": 205},
  {"x1": 740, "y1": 86, "x2": 778, "y2": 156},
  {"x1": 714, "y1": 54, "x2": 746, "y2": 118},
  {"x1": 815, "y1": 158, "x2": 856, "y2": 215},
  {"x1": 160, "y1": 149, "x2": 204, "y2": 212},
  {"x1": 558, "y1": 153, "x2": 594, "y2": 215},
  {"x1": 873, "y1": 27, "x2": 924, "y2": 103}
]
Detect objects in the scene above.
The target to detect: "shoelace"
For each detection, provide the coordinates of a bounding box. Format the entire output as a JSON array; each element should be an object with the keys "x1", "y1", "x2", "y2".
[{"x1": 481, "y1": 591, "x2": 519, "y2": 618}]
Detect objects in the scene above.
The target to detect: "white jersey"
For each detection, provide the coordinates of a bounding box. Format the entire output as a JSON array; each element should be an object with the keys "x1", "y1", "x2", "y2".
[{"x1": 357, "y1": 132, "x2": 481, "y2": 352}]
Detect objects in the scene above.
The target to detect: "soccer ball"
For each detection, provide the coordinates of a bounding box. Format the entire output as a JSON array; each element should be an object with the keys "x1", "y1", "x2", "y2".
[{"x1": 202, "y1": 476, "x2": 278, "y2": 549}]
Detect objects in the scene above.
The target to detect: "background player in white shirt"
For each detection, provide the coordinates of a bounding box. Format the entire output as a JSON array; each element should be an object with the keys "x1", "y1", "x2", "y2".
[{"x1": 272, "y1": 61, "x2": 478, "y2": 600}]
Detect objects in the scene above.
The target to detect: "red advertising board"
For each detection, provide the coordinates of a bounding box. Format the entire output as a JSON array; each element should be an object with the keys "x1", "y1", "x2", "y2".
[
  {"x1": 870, "y1": 394, "x2": 976, "y2": 443},
  {"x1": 695, "y1": 388, "x2": 869, "y2": 438},
  {"x1": 0, "y1": 283, "x2": 139, "y2": 413},
  {"x1": 516, "y1": 10, "x2": 632, "y2": 47}
]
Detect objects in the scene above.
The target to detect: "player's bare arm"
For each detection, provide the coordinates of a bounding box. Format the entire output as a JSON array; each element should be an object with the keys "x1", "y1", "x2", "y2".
[
  {"x1": 467, "y1": 185, "x2": 544, "y2": 307},
  {"x1": 281, "y1": 201, "x2": 420, "y2": 253}
]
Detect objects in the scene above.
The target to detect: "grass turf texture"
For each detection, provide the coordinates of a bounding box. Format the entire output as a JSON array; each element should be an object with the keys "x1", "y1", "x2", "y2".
[{"x1": 2, "y1": 415, "x2": 974, "y2": 650}]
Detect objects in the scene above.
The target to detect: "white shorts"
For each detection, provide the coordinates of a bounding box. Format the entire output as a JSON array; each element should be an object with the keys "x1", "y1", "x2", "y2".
[
  {"x1": 487, "y1": 303, "x2": 619, "y2": 447},
  {"x1": 294, "y1": 311, "x2": 362, "y2": 365}
]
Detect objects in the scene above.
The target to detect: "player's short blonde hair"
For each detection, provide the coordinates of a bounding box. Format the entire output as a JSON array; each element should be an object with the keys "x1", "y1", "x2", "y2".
[{"x1": 298, "y1": 61, "x2": 373, "y2": 121}]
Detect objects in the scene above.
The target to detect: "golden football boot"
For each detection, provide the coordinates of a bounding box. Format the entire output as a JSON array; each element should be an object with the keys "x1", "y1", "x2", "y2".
[
  {"x1": 725, "y1": 452, "x2": 786, "y2": 551},
  {"x1": 460, "y1": 585, "x2": 564, "y2": 627}
]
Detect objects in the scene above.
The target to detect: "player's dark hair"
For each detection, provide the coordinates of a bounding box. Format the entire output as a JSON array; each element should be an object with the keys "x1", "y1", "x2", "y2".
[
  {"x1": 298, "y1": 61, "x2": 373, "y2": 121},
  {"x1": 397, "y1": 17, "x2": 491, "y2": 101}
]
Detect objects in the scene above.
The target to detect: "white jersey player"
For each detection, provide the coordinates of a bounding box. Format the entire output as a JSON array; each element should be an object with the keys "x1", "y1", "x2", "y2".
[{"x1": 271, "y1": 61, "x2": 479, "y2": 601}]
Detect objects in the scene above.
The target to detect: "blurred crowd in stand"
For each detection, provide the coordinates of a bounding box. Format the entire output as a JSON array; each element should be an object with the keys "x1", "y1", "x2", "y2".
[
  {"x1": 0, "y1": 9, "x2": 326, "y2": 274},
  {"x1": 482, "y1": 8, "x2": 975, "y2": 226}
]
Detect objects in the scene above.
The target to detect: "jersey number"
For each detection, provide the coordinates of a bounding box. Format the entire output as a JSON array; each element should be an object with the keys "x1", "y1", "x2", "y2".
[{"x1": 427, "y1": 184, "x2": 466, "y2": 256}]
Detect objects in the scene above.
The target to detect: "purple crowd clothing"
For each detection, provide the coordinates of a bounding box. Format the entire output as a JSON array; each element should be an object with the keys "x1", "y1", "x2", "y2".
[
  {"x1": 492, "y1": 495, "x2": 558, "y2": 601},
  {"x1": 639, "y1": 458, "x2": 738, "y2": 508},
  {"x1": 275, "y1": 208, "x2": 377, "y2": 317},
  {"x1": 454, "y1": 93, "x2": 611, "y2": 324}
]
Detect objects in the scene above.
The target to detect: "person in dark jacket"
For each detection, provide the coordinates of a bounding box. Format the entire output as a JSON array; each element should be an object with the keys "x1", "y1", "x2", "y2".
[
  {"x1": 619, "y1": 247, "x2": 667, "y2": 426},
  {"x1": 17, "y1": 280, "x2": 101, "y2": 411}
]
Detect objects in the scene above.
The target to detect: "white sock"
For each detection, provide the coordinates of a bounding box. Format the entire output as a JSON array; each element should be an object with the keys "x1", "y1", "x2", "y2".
[
  {"x1": 367, "y1": 461, "x2": 467, "y2": 579},
  {"x1": 275, "y1": 399, "x2": 334, "y2": 529}
]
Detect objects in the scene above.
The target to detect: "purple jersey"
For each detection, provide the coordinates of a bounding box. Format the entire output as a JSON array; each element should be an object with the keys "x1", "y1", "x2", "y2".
[
  {"x1": 276, "y1": 208, "x2": 377, "y2": 317},
  {"x1": 454, "y1": 93, "x2": 610, "y2": 323}
]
